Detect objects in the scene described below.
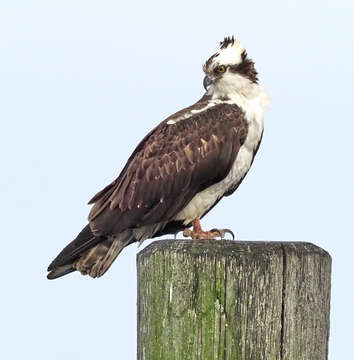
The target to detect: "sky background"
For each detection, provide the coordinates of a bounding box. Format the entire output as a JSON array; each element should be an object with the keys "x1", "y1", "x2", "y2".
[{"x1": 1, "y1": 1, "x2": 353, "y2": 359}]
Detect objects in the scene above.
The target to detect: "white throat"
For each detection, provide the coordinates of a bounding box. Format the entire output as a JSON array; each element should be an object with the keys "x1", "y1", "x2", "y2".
[{"x1": 208, "y1": 72, "x2": 270, "y2": 123}]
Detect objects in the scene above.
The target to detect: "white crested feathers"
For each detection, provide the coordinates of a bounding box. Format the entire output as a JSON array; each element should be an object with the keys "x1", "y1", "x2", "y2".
[{"x1": 214, "y1": 40, "x2": 245, "y2": 67}]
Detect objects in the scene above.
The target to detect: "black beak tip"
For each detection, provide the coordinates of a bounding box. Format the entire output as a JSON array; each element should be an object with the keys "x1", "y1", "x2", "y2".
[{"x1": 203, "y1": 76, "x2": 212, "y2": 90}]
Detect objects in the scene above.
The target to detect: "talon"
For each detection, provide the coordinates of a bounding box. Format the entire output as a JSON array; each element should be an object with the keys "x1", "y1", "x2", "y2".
[
  {"x1": 183, "y1": 228, "x2": 192, "y2": 238},
  {"x1": 223, "y1": 229, "x2": 235, "y2": 240},
  {"x1": 181, "y1": 219, "x2": 235, "y2": 240},
  {"x1": 210, "y1": 228, "x2": 224, "y2": 239}
]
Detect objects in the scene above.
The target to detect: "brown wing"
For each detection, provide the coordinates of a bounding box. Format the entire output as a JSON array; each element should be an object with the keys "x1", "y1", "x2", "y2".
[{"x1": 87, "y1": 102, "x2": 248, "y2": 236}]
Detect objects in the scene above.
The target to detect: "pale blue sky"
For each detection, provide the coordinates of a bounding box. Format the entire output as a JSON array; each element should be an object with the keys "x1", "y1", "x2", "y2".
[{"x1": 1, "y1": 1, "x2": 353, "y2": 359}]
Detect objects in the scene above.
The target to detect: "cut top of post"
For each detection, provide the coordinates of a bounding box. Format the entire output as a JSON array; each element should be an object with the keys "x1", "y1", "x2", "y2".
[
  {"x1": 137, "y1": 240, "x2": 331, "y2": 360},
  {"x1": 137, "y1": 239, "x2": 330, "y2": 263}
]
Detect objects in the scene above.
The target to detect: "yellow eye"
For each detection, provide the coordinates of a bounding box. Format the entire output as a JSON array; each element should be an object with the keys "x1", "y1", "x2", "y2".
[{"x1": 215, "y1": 65, "x2": 226, "y2": 74}]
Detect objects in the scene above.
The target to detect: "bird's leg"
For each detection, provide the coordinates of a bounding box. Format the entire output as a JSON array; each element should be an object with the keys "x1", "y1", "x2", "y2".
[{"x1": 183, "y1": 218, "x2": 235, "y2": 240}]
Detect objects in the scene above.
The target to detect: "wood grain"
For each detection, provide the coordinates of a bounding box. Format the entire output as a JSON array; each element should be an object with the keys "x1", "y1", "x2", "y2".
[{"x1": 137, "y1": 240, "x2": 331, "y2": 360}]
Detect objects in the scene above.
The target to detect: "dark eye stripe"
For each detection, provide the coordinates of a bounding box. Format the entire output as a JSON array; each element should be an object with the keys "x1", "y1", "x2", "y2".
[{"x1": 228, "y1": 50, "x2": 258, "y2": 83}]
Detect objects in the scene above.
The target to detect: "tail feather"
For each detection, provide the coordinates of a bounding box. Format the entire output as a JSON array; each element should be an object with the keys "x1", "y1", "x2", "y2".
[
  {"x1": 47, "y1": 225, "x2": 134, "y2": 280},
  {"x1": 47, "y1": 224, "x2": 100, "y2": 271},
  {"x1": 47, "y1": 264, "x2": 76, "y2": 280},
  {"x1": 74, "y1": 235, "x2": 132, "y2": 278}
]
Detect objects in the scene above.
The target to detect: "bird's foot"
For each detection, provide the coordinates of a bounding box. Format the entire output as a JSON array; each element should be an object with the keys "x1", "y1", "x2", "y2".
[
  {"x1": 183, "y1": 227, "x2": 234, "y2": 240},
  {"x1": 182, "y1": 218, "x2": 235, "y2": 240}
]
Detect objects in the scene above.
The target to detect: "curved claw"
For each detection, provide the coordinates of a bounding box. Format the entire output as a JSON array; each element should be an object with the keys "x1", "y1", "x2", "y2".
[
  {"x1": 210, "y1": 228, "x2": 224, "y2": 239},
  {"x1": 210, "y1": 228, "x2": 235, "y2": 240},
  {"x1": 182, "y1": 228, "x2": 192, "y2": 238},
  {"x1": 223, "y1": 229, "x2": 235, "y2": 240}
]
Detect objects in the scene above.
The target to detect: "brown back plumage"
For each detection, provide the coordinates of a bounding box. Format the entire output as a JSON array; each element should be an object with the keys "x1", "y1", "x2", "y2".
[{"x1": 87, "y1": 101, "x2": 248, "y2": 237}]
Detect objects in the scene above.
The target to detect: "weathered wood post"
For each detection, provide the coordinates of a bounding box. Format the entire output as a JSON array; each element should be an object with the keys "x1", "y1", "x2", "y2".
[{"x1": 137, "y1": 240, "x2": 331, "y2": 360}]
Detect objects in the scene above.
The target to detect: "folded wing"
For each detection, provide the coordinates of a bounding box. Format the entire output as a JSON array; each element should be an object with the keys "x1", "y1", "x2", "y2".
[{"x1": 88, "y1": 102, "x2": 248, "y2": 237}]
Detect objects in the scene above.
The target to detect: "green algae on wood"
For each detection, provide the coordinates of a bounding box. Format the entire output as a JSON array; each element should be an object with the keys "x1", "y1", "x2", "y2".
[{"x1": 137, "y1": 240, "x2": 331, "y2": 360}]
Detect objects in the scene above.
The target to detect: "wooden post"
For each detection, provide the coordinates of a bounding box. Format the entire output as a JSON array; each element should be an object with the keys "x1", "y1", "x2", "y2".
[{"x1": 137, "y1": 240, "x2": 331, "y2": 360}]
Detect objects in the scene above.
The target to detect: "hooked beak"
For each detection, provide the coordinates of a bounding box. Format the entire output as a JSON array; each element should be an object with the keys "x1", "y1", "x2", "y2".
[{"x1": 203, "y1": 75, "x2": 213, "y2": 90}]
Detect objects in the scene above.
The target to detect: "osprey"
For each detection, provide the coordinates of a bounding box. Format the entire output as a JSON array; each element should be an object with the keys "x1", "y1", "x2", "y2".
[{"x1": 47, "y1": 36, "x2": 269, "y2": 279}]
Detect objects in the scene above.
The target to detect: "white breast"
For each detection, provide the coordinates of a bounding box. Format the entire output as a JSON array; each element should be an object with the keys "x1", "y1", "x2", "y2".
[{"x1": 174, "y1": 85, "x2": 269, "y2": 225}]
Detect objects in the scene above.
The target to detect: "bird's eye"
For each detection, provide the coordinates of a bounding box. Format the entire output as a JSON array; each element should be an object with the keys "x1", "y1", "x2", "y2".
[{"x1": 215, "y1": 65, "x2": 226, "y2": 74}]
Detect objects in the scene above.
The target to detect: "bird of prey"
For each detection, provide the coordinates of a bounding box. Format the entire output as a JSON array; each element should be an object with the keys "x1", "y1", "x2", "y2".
[{"x1": 47, "y1": 36, "x2": 269, "y2": 279}]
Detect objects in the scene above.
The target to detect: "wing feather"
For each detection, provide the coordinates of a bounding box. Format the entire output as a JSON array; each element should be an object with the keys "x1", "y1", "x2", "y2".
[{"x1": 88, "y1": 102, "x2": 248, "y2": 236}]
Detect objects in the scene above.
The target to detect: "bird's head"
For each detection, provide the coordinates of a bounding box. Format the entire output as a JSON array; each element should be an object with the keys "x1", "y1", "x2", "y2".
[{"x1": 203, "y1": 36, "x2": 258, "y2": 98}]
